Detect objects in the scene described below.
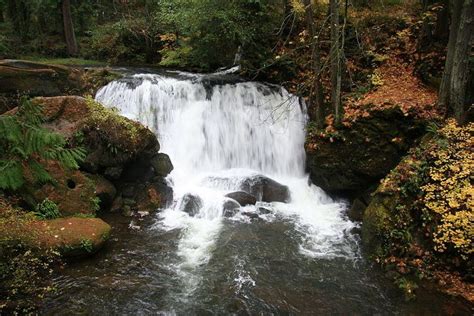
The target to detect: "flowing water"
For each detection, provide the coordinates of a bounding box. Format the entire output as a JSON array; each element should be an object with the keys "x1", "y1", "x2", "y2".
[{"x1": 42, "y1": 71, "x2": 471, "y2": 315}]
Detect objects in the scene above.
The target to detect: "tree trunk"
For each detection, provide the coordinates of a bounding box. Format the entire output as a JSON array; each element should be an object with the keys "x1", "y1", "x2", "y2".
[
  {"x1": 330, "y1": 0, "x2": 342, "y2": 126},
  {"x1": 62, "y1": 0, "x2": 78, "y2": 56},
  {"x1": 438, "y1": 0, "x2": 463, "y2": 114},
  {"x1": 303, "y1": 0, "x2": 325, "y2": 127},
  {"x1": 449, "y1": 0, "x2": 474, "y2": 124}
]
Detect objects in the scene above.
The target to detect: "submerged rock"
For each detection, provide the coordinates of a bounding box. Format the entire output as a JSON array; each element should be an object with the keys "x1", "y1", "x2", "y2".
[
  {"x1": 239, "y1": 175, "x2": 290, "y2": 203},
  {"x1": 225, "y1": 191, "x2": 257, "y2": 206},
  {"x1": 180, "y1": 194, "x2": 203, "y2": 216}
]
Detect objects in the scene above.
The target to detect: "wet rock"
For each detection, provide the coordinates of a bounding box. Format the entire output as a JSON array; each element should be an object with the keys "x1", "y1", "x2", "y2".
[
  {"x1": 123, "y1": 198, "x2": 136, "y2": 206},
  {"x1": 240, "y1": 175, "x2": 290, "y2": 203},
  {"x1": 180, "y1": 194, "x2": 203, "y2": 216},
  {"x1": 258, "y1": 207, "x2": 272, "y2": 214},
  {"x1": 149, "y1": 178, "x2": 173, "y2": 208},
  {"x1": 121, "y1": 157, "x2": 156, "y2": 182},
  {"x1": 151, "y1": 153, "x2": 174, "y2": 177},
  {"x1": 225, "y1": 191, "x2": 257, "y2": 206},
  {"x1": 136, "y1": 184, "x2": 163, "y2": 213},
  {"x1": 242, "y1": 212, "x2": 260, "y2": 220},
  {"x1": 223, "y1": 199, "x2": 241, "y2": 217}
]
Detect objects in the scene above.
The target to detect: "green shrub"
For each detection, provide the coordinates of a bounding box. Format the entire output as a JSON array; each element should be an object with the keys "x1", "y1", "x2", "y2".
[
  {"x1": 34, "y1": 198, "x2": 60, "y2": 220},
  {"x1": 0, "y1": 97, "x2": 87, "y2": 191}
]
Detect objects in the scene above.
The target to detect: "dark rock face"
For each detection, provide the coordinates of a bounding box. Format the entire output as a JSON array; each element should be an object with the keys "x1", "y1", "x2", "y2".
[
  {"x1": 240, "y1": 175, "x2": 290, "y2": 203},
  {"x1": 180, "y1": 194, "x2": 203, "y2": 216},
  {"x1": 90, "y1": 174, "x2": 117, "y2": 208},
  {"x1": 225, "y1": 191, "x2": 257, "y2": 206},
  {"x1": 151, "y1": 153, "x2": 174, "y2": 177},
  {"x1": 306, "y1": 108, "x2": 425, "y2": 197}
]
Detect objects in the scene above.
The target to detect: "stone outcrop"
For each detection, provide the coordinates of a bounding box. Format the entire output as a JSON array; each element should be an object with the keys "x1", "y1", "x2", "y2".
[
  {"x1": 306, "y1": 108, "x2": 425, "y2": 198},
  {"x1": 6, "y1": 96, "x2": 174, "y2": 216}
]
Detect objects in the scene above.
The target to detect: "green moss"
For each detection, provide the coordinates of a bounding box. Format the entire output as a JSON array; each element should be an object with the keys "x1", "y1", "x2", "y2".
[
  {"x1": 362, "y1": 195, "x2": 394, "y2": 257},
  {"x1": 84, "y1": 96, "x2": 142, "y2": 147},
  {"x1": 18, "y1": 56, "x2": 107, "y2": 67}
]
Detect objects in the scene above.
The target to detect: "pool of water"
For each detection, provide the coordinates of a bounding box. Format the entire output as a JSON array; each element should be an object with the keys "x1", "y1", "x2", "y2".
[{"x1": 41, "y1": 213, "x2": 471, "y2": 315}]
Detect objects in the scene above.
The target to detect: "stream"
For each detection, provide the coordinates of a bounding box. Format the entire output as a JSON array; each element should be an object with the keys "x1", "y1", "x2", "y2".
[{"x1": 42, "y1": 70, "x2": 471, "y2": 315}]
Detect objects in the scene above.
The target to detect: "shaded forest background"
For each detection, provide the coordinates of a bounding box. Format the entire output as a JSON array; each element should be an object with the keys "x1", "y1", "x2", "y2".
[{"x1": 0, "y1": 0, "x2": 471, "y2": 123}]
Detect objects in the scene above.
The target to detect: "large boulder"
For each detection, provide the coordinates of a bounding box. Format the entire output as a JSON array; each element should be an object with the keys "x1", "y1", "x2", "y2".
[
  {"x1": 7, "y1": 96, "x2": 174, "y2": 214},
  {"x1": 0, "y1": 200, "x2": 111, "y2": 258},
  {"x1": 31, "y1": 217, "x2": 111, "y2": 257},
  {"x1": 305, "y1": 108, "x2": 425, "y2": 197},
  {"x1": 225, "y1": 191, "x2": 257, "y2": 206},
  {"x1": 239, "y1": 175, "x2": 290, "y2": 203},
  {"x1": 23, "y1": 161, "x2": 99, "y2": 217},
  {"x1": 31, "y1": 96, "x2": 160, "y2": 172}
]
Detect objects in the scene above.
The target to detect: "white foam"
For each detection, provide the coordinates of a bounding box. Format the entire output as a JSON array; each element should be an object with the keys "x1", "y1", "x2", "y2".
[{"x1": 96, "y1": 73, "x2": 358, "y2": 289}]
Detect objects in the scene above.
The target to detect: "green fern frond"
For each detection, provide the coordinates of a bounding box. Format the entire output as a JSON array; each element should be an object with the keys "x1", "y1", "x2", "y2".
[
  {"x1": 0, "y1": 98, "x2": 88, "y2": 191},
  {"x1": 0, "y1": 160, "x2": 24, "y2": 190},
  {"x1": 28, "y1": 160, "x2": 54, "y2": 185}
]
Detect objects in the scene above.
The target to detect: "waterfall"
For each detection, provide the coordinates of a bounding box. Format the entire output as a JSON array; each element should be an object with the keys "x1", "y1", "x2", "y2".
[{"x1": 96, "y1": 72, "x2": 357, "y2": 290}]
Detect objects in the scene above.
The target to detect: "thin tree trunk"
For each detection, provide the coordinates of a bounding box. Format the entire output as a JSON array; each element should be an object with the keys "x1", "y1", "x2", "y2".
[
  {"x1": 62, "y1": 0, "x2": 78, "y2": 56},
  {"x1": 303, "y1": 0, "x2": 325, "y2": 127},
  {"x1": 449, "y1": 0, "x2": 474, "y2": 124},
  {"x1": 330, "y1": 0, "x2": 342, "y2": 126},
  {"x1": 438, "y1": 0, "x2": 463, "y2": 114}
]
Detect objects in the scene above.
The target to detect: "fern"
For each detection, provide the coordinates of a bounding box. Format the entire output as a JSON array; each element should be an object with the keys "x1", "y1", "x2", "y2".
[{"x1": 0, "y1": 97, "x2": 87, "y2": 191}]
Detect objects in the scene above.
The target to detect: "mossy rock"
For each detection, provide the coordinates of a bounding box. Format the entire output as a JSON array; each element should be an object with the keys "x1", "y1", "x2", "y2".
[
  {"x1": 22, "y1": 161, "x2": 98, "y2": 217},
  {"x1": 361, "y1": 194, "x2": 398, "y2": 257},
  {"x1": 306, "y1": 107, "x2": 425, "y2": 197},
  {"x1": 0, "y1": 199, "x2": 111, "y2": 258},
  {"x1": 32, "y1": 96, "x2": 160, "y2": 172}
]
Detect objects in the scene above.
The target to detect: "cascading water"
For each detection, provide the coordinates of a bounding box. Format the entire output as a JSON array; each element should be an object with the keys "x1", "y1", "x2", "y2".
[
  {"x1": 39, "y1": 71, "x2": 470, "y2": 314},
  {"x1": 96, "y1": 72, "x2": 358, "y2": 296}
]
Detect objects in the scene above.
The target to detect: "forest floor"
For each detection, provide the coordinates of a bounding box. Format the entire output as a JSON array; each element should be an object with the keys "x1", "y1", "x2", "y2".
[{"x1": 344, "y1": 57, "x2": 440, "y2": 124}]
